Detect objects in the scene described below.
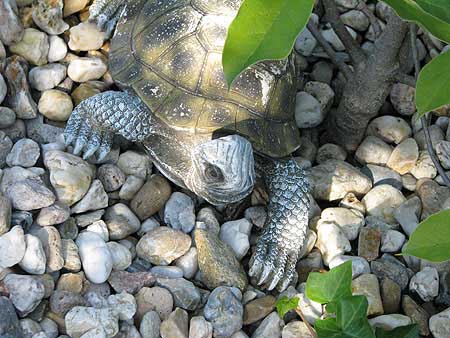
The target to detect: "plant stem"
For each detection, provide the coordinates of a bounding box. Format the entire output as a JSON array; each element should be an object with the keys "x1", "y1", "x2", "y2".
[{"x1": 295, "y1": 307, "x2": 319, "y2": 338}]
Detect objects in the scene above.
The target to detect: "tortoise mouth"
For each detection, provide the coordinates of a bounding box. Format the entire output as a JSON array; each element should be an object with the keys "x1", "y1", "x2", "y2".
[{"x1": 188, "y1": 135, "x2": 255, "y2": 205}]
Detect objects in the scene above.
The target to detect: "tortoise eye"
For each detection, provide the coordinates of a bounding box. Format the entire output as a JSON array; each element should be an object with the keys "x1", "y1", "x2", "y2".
[{"x1": 205, "y1": 164, "x2": 224, "y2": 182}]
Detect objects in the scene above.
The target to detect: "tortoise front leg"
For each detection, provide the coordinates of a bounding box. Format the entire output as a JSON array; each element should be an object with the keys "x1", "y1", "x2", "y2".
[
  {"x1": 249, "y1": 159, "x2": 310, "y2": 291},
  {"x1": 64, "y1": 91, "x2": 153, "y2": 159}
]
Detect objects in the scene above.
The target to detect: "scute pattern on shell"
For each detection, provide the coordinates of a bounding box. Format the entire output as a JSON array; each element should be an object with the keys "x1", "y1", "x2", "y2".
[{"x1": 109, "y1": 0, "x2": 301, "y2": 158}]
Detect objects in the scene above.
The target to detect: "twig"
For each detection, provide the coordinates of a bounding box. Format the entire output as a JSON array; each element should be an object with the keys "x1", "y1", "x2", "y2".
[
  {"x1": 322, "y1": 0, "x2": 366, "y2": 66},
  {"x1": 409, "y1": 23, "x2": 450, "y2": 188},
  {"x1": 357, "y1": 0, "x2": 382, "y2": 38},
  {"x1": 307, "y1": 21, "x2": 353, "y2": 79},
  {"x1": 295, "y1": 308, "x2": 318, "y2": 338}
]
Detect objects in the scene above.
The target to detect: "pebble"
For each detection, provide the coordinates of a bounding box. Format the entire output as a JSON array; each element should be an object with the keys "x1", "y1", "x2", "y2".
[
  {"x1": 151, "y1": 266, "x2": 184, "y2": 279},
  {"x1": 340, "y1": 9, "x2": 369, "y2": 31},
  {"x1": 140, "y1": 311, "x2": 161, "y2": 338},
  {"x1": 366, "y1": 116, "x2": 411, "y2": 144},
  {"x1": 138, "y1": 217, "x2": 160, "y2": 236},
  {"x1": 40, "y1": 318, "x2": 58, "y2": 338},
  {"x1": 393, "y1": 196, "x2": 421, "y2": 236},
  {"x1": 358, "y1": 227, "x2": 381, "y2": 262},
  {"x1": 44, "y1": 150, "x2": 94, "y2": 206},
  {"x1": 321, "y1": 26, "x2": 357, "y2": 51},
  {"x1": 6, "y1": 138, "x2": 40, "y2": 167},
  {"x1": 63, "y1": 0, "x2": 89, "y2": 16},
  {"x1": 71, "y1": 179, "x2": 108, "y2": 214},
  {"x1": 20, "y1": 318, "x2": 42, "y2": 338},
  {"x1": 131, "y1": 175, "x2": 172, "y2": 220},
  {"x1": 0, "y1": 225, "x2": 26, "y2": 268},
  {"x1": 369, "y1": 314, "x2": 412, "y2": 331},
  {"x1": 387, "y1": 138, "x2": 419, "y2": 175},
  {"x1": 0, "y1": 297, "x2": 22, "y2": 337},
  {"x1": 244, "y1": 206, "x2": 267, "y2": 229},
  {"x1": 243, "y1": 295, "x2": 276, "y2": 325},
  {"x1": 48, "y1": 35, "x2": 67, "y2": 62},
  {"x1": 164, "y1": 192, "x2": 196, "y2": 233},
  {"x1": 195, "y1": 228, "x2": 247, "y2": 290},
  {"x1": 361, "y1": 164, "x2": 402, "y2": 190},
  {"x1": 107, "y1": 293, "x2": 137, "y2": 321},
  {"x1": 295, "y1": 26, "x2": 317, "y2": 57},
  {"x1": 390, "y1": 83, "x2": 416, "y2": 116},
  {"x1": 409, "y1": 267, "x2": 439, "y2": 302},
  {"x1": 76, "y1": 231, "x2": 113, "y2": 284},
  {"x1": 320, "y1": 207, "x2": 364, "y2": 241},
  {"x1": 38, "y1": 89, "x2": 73, "y2": 122},
  {"x1": 117, "y1": 150, "x2": 151, "y2": 179},
  {"x1": 204, "y1": 286, "x2": 243, "y2": 338},
  {"x1": 36, "y1": 202, "x2": 69, "y2": 227},
  {"x1": 58, "y1": 218, "x2": 79, "y2": 240},
  {"x1": 251, "y1": 311, "x2": 284, "y2": 338},
  {"x1": 137, "y1": 226, "x2": 191, "y2": 265},
  {"x1": 65, "y1": 306, "x2": 119, "y2": 338},
  {"x1": 189, "y1": 316, "x2": 213, "y2": 338},
  {"x1": 352, "y1": 274, "x2": 384, "y2": 316},
  {"x1": 135, "y1": 286, "x2": 174, "y2": 322},
  {"x1": 380, "y1": 278, "x2": 401, "y2": 314},
  {"x1": 0, "y1": 74, "x2": 6, "y2": 105},
  {"x1": 282, "y1": 321, "x2": 314, "y2": 338},
  {"x1": 68, "y1": 21, "x2": 106, "y2": 51},
  {"x1": 311, "y1": 60, "x2": 333, "y2": 84},
  {"x1": 219, "y1": 219, "x2": 252, "y2": 260},
  {"x1": 295, "y1": 92, "x2": 323, "y2": 128},
  {"x1": 380, "y1": 230, "x2": 405, "y2": 253},
  {"x1": 160, "y1": 308, "x2": 189, "y2": 338},
  {"x1": 309, "y1": 160, "x2": 372, "y2": 201},
  {"x1": 61, "y1": 239, "x2": 81, "y2": 272},
  {"x1": 402, "y1": 295, "x2": 430, "y2": 336},
  {"x1": 429, "y1": 307, "x2": 450, "y2": 338},
  {"x1": 97, "y1": 164, "x2": 126, "y2": 192},
  {"x1": 29, "y1": 64, "x2": 66, "y2": 91},
  {"x1": 107, "y1": 241, "x2": 132, "y2": 271},
  {"x1": 316, "y1": 221, "x2": 351, "y2": 265},
  {"x1": 156, "y1": 278, "x2": 201, "y2": 311},
  {"x1": 9, "y1": 28, "x2": 48, "y2": 65},
  {"x1": 0, "y1": 0, "x2": 24, "y2": 45},
  {"x1": 355, "y1": 136, "x2": 393, "y2": 166},
  {"x1": 68, "y1": 57, "x2": 107, "y2": 82},
  {"x1": 175, "y1": 247, "x2": 198, "y2": 279},
  {"x1": 4, "y1": 274, "x2": 45, "y2": 316},
  {"x1": 410, "y1": 150, "x2": 436, "y2": 179},
  {"x1": 107, "y1": 271, "x2": 154, "y2": 294},
  {"x1": 416, "y1": 180, "x2": 450, "y2": 219},
  {"x1": 86, "y1": 220, "x2": 109, "y2": 241},
  {"x1": 315, "y1": 143, "x2": 347, "y2": 163},
  {"x1": 34, "y1": 226, "x2": 64, "y2": 272},
  {"x1": 119, "y1": 175, "x2": 144, "y2": 200},
  {"x1": 328, "y1": 255, "x2": 370, "y2": 279},
  {"x1": 0, "y1": 107, "x2": 17, "y2": 128},
  {"x1": 362, "y1": 185, "x2": 406, "y2": 223},
  {"x1": 0, "y1": 132, "x2": 13, "y2": 167},
  {"x1": 0, "y1": 195, "x2": 11, "y2": 235},
  {"x1": 415, "y1": 125, "x2": 444, "y2": 151},
  {"x1": 436, "y1": 141, "x2": 450, "y2": 169},
  {"x1": 31, "y1": 0, "x2": 68, "y2": 35},
  {"x1": 371, "y1": 257, "x2": 410, "y2": 290},
  {"x1": 19, "y1": 234, "x2": 46, "y2": 274}
]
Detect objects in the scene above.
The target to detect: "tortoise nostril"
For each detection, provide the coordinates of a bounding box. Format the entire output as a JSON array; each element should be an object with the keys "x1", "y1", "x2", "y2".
[{"x1": 205, "y1": 164, "x2": 224, "y2": 182}]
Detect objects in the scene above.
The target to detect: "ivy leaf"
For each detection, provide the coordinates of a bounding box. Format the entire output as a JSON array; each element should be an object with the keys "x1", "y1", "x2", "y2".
[
  {"x1": 402, "y1": 208, "x2": 450, "y2": 262},
  {"x1": 306, "y1": 260, "x2": 352, "y2": 304},
  {"x1": 222, "y1": 0, "x2": 314, "y2": 86},
  {"x1": 315, "y1": 318, "x2": 343, "y2": 338},
  {"x1": 382, "y1": 0, "x2": 450, "y2": 43},
  {"x1": 414, "y1": 0, "x2": 450, "y2": 24},
  {"x1": 276, "y1": 296, "x2": 299, "y2": 318},
  {"x1": 416, "y1": 49, "x2": 450, "y2": 116},
  {"x1": 375, "y1": 324, "x2": 419, "y2": 338}
]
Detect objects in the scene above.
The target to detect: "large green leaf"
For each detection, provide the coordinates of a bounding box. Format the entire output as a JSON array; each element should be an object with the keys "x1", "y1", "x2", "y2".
[
  {"x1": 222, "y1": 0, "x2": 314, "y2": 86},
  {"x1": 375, "y1": 324, "x2": 419, "y2": 338},
  {"x1": 416, "y1": 49, "x2": 450, "y2": 116},
  {"x1": 415, "y1": 0, "x2": 450, "y2": 24},
  {"x1": 382, "y1": 0, "x2": 450, "y2": 43},
  {"x1": 305, "y1": 261, "x2": 352, "y2": 304},
  {"x1": 276, "y1": 296, "x2": 299, "y2": 318},
  {"x1": 402, "y1": 208, "x2": 450, "y2": 262}
]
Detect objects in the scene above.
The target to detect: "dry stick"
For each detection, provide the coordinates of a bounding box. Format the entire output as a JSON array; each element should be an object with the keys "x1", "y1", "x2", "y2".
[
  {"x1": 322, "y1": 0, "x2": 366, "y2": 66},
  {"x1": 357, "y1": 0, "x2": 382, "y2": 38},
  {"x1": 307, "y1": 21, "x2": 353, "y2": 79},
  {"x1": 409, "y1": 24, "x2": 450, "y2": 188},
  {"x1": 295, "y1": 308, "x2": 318, "y2": 338}
]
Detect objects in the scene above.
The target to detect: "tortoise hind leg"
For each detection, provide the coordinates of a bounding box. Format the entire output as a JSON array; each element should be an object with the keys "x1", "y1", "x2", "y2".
[
  {"x1": 249, "y1": 159, "x2": 310, "y2": 291},
  {"x1": 89, "y1": 0, "x2": 125, "y2": 36}
]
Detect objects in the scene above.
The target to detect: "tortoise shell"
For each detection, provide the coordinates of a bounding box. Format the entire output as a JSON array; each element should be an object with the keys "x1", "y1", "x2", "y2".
[{"x1": 109, "y1": 0, "x2": 300, "y2": 158}]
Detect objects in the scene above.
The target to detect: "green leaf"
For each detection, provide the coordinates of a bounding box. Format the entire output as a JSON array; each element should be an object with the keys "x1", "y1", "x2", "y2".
[
  {"x1": 382, "y1": 0, "x2": 450, "y2": 43},
  {"x1": 375, "y1": 324, "x2": 419, "y2": 338},
  {"x1": 222, "y1": 0, "x2": 314, "y2": 86},
  {"x1": 275, "y1": 296, "x2": 299, "y2": 318},
  {"x1": 402, "y1": 208, "x2": 450, "y2": 262},
  {"x1": 416, "y1": 49, "x2": 450, "y2": 116},
  {"x1": 415, "y1": 0, "x2": 450, "y2": 24},
  {"x1": 306, "y1": 260, "x2": 352, "y2": 304},
  {"x1": 315, "y1": 318, "x2": 343, "y2": 338}
]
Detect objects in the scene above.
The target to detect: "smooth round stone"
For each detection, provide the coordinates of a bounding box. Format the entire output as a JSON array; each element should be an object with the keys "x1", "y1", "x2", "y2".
[
  {"x1": 371, "y1": 257, "x2": 410, "y2": 291},
  {"x1": 68, "y1": 57, "x2": 107, "y2": 82},
  {"x1": 61, "y1": 239, "x2": 81, "y2": 272},
  {"x1": 366, "y1": 116, "x2": 411, "y2": 144},
  {"x1": 6, "y1": 138, "x2": 40, "y2": 167},
  {"x1": 135, "y1": 287, "x2": 174, "y2": 322},
  {"x1": 138, "y1": 217, "x2": 160, "y2": 236},
  {"x1": 0, "y1": 74, "x2": 6, "y2": 105},
  {"x1": 189, "y1": 316, "x2": 213, "y2": 338},
  {"x1": 329, "y1": 255, "x2": 370, "y2": 279},
  {"x1": 204, "y1": 286, "x2": 243, "y2": 338},
  {"x1": 131, "y1": 175, "x2": 172, "y2": 220},
  {"x1": 0, "y1": 131, "x2": 13, "y2": 167},
  {"x1": 380, "y1": 278, "x2": 401, "y2": 314},
  {"x1": 119, "y1": 175, "x2": 145, "y2": 200},
  {"x1": 9, "y1": 28, "x2": 49, "y2": 65},
  {"x1": 409, "y1": 267, "x2": 439, "y2": 302},
  {"x1": 0, "y1": 195, "x2": 11, "y2": 235},
  {"x1": 71, "y1": 82, "x2": 102, "y2": 105},
  {"x1": 362, "y1": 185, "x2": 406, "y2": 224},
  {"x1": 156, "y1": 277, "x2": 201, "y2": 311},
  {"x1": 76, "y1": 231, "x2": 113, "y2": 284},
  {"x1": 151, "y1": 266, "x2": 184, "y2": 279},
  {"x1": 164, "y1": 192, "x2": 195, "y2": 233},
  {"x1": 48, "y1": 35, "x2": 67, "y2": 62},
  {"x1": 0, "y1": 0, "x2": 24, "y2": 46},
  {"x1": 34, "y1": 226, "x2": 64, "y2": 272},
  {"x1": 104, "y1": 203, "x2": 141, "y2": 240},
  {"x1": 107, "y1": 293, "x2": 137, "y2": 321},
  {"x1": 429, "y1": 308, "x2": 450, "y2": 338},
  {"x1": 282, "y1": 321, "x2": 314, "y2": 338},
  {"x1": 19, "y1": 234, "x2": 46, "y2": 274},
  {"x1": 361, "y1": 164, "x2": 402, "y2": 190},
  {"x1": 107, "y1": 241, "x2": 132, "y2": 271},
  {"x1": 390, "y1": 83, "x2": 416, "y2": 116},
  {"x1": 20, "y1": 318, "x2": 42, "y2": 338},
  {"x1": 251, "y1": 311, "x2": 284, "y2": 338},
  {"x1": 295, "y1": 26, "x2": 317, "y2": 56},
  {"x1": 160, "y1": 308, "x2": 188, "y2": 338},
  {"x1": 65, "y1": 306, "x2": 119, "y2": 338},
  {"x1": 38, "y1": 89, "x2": 73, "y2": 122},
  {"x1": 68, "y1": 21, "x2": 105, "y2": 51},
  {"x1": 387, "y1": 138, "x2": 419, "y2": 175},
  {"x1": 29, "y1": 63, "x2": 67, "y2": 91},
  {"x1": 4, "y1": 274, "x2": 45, "y2": 316},
  {"x1": 174, "y1": 247, "x2": 198, "y2": 279},
  {"x1": 393, "y1": 197, "x2": 421, "y2": 237},
  {"x1": 219, "y1": 219, "x2": 252, "y2": 260},
  {"x1": 243, "y1": 296, "x2": 276, "y2": 325},
  {"x1": 139, "y1": 311, "x2": 160, "y2": 338},
  {"x1": 304, "y1": 81, "x2": 334, "y2": 114},
  {"x1": 352, "y1": 274, "x2": 384, "y2": 316},
  {"x1": 316, "y1": 143, "x2": 347, "y2": 163},
  {"x1": 316, "y1": 222, "x2": 351, "y2": 265},
  {"x1": 136, "y1": 227, "x2": 191, "y2": 265},
  {"x1": 295, "y1": 91, "x2": 323, "y2": 128},
  {"x1": 117, "y1": 150, "x2": 152, "y2": 179},
  {"x1": 340, "y1": 9, "x2": 369, "y2": 31},
  {"x1": 40, "y1": 317, "x2": 58, "y2": 338},
  {"x1": 0, "y1": 107, "x2": 16, "y2": 128},
  {"x1": 86, "y1": 220, "x2": 109, "y2": 242},
  {"x1": 410, "y1": 151, "x2": 436, "y2": 179},
  {"x1": 320, "y1": 207, "x2": 364, "y2": 241},
  {"x1": 97, "y1": 164, "x2": 126, "y2": 192},
  {"x1": 355, "y1": 136, "x2": 393, "y2": 166},
  {"x1": 71, "y1": 180, "x2": 108, "y2": 214},
  {"x1": 369, "y1": 314, "x2": 412, "y2": 331},
  {"x1": 0, "y1": 225, "x2": 26, "y2": 268}
]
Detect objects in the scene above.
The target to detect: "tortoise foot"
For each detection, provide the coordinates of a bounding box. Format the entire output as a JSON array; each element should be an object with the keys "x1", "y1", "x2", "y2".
[{"x1": 89, "y1": 0, "x2": 124, "y2": 36}]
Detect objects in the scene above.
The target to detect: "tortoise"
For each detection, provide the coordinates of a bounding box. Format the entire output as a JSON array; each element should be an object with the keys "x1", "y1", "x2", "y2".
[{"x1": 64, "y1": 0, "x2": 310, "y2": 291}]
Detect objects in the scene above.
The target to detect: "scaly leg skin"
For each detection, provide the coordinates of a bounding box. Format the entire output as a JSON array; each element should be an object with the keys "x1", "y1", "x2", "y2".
[
  {"x1": 249, "y1": 159, "x2": 310, "y2": 291},
  {"x1": 89, "y1": 0, "x2": 125, "y2": 37},
  {"x1": 64, "y1": 91, "x2": 153, "y2": 160}
]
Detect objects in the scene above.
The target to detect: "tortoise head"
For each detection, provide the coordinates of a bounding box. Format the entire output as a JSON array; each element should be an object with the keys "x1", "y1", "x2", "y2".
[{"x1": 188, "y1": 135, "x2": 256, "y2": 205}]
